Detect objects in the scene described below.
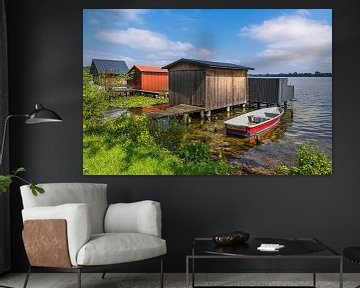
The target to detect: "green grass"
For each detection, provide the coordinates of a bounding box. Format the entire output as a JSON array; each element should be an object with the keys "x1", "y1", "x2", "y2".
[
  {"x1": 83, "y1": 114, "x2": 235, "y2": 175},
  {"x1": 110, "y1": 95, "x2": 169, "y2": 108},
  {"x1": 83, "y1": 134, "x2": 180, "y2": 175}
]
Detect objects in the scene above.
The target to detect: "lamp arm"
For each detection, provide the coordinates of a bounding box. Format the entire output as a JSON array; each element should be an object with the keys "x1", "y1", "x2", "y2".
[{"x1": 0, "y1": 114, "x2": 28, "y2": 169}]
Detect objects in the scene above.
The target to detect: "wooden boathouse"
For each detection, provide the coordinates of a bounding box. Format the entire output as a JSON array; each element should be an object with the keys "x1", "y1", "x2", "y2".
[
  {"x1": 90, "y1": 59, "x2": 129, "y2": 87},
  {"x1": 163, "y1": 58, "x2": 254, "y2": 112},
  {"x1": 127, "y1": 65, "x2": 169, "y2": 92},
  {"x1": 248, "y1": 78, "x2": 294, "y2": 105}
]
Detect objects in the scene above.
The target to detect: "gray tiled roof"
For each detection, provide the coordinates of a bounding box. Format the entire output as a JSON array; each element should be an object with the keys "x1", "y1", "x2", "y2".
[
  {"x1": 163, "y1": 58, "x2": 254, "y2": 70},
  {"x1": 91, "y1": 59, "x2": 129, "y2": 74}
]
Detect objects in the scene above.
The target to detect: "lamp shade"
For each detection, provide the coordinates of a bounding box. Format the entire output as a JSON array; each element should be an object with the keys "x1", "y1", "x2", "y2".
[{"x1": 25, "y1": 104, "x2": 63, "y2": 124}]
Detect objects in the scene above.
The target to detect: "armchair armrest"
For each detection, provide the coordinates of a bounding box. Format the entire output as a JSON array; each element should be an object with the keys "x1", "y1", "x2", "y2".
[
  {"x1": 22, "y1": 203, "x2": 91, "y2": 266},
  {"x1": 104, "y1": 200, "x2": 162, "y2": 237}
]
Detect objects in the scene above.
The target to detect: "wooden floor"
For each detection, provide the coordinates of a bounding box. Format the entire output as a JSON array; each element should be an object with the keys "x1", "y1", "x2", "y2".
[
  {"x1": 0, "y1": 273, "x2": 359, "y2": 288},
  {"x1": 151, "y1": 104, "x2": 205, "y2": 118}
]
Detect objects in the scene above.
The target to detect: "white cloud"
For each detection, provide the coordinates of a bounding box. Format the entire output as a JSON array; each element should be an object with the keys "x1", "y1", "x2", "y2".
[
  {"x1": 83, "y1": 49, "x2": 136, "y2": 67},
  {"x1": 93, "y1": 26, "x2": 221, "y2": 68},
  {"x1": 240, "y1": 10, "x2": 332, "y2": 72},
  {"x1": 97, "y1": 28, "x2": 194, "y2": 55},
  {"x1": 295, "y1": 9, "x2": 311, "y2": 17},
  {"x1": 195, "y1": 48, "x2": 214, "y2": 59},
  {"x1": 113, "y1": 9, "x2": 148, "y2": 23}
]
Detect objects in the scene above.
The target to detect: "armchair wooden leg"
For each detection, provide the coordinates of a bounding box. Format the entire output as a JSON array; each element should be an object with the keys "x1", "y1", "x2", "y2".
[
  {"x1": 23, "y1": 266, "x2": 31, "y2": 288},
  {"x1": 77, "y1": 268, "x2": 81, "y2": 288},
  {"x1": 101, "y1": 270, "x2": 107, "y2": 279},
  {"x1": 160, "y1": 257, "x2": 164, "y2": 288}
]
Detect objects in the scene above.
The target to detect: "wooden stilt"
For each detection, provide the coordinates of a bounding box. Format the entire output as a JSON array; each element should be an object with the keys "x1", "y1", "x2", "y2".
[{"x1": 183, "y1": 113, "x2": 189, "y2": 124}]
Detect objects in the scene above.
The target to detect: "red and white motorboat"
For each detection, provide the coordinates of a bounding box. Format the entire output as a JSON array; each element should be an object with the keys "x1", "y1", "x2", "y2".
[{"x1": 224, "y1": 107, "x2": 284, "y2": 137}]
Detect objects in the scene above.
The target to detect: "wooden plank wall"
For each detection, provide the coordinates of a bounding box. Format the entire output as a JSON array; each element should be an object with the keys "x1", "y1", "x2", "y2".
[
  {"x1": 168, "y1": 63, "x2": 247, "y2": 110},
  {"x1": 169, "y1": 70, "x2": 205, "y2": 106},
  {"x1": 248, "y1": 78, "x2": 280, "y2": 103},
  {"x1": 279, "y1": 78, "x2": 295, "y2": 102},
  {"x1": 104, "y1": 74, "x2": 127, "y2": 87},
  {"x1": 249, "y1": 78, "x2": 294, "y2": 103},
  {"x1": 141, "y1": 72, "x2": 168, "y2": 92},
  {"x1": 205, "y1": 69, "x2": 247, "y2": 110},
  {"x1": 280, "y1": 85, "x2": 295, "y2": 102}
]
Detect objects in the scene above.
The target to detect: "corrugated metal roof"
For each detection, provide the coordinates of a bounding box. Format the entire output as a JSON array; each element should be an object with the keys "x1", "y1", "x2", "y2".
[
  {"x1": 131, "y1": 65, "x2": 168, "y2": 73},
  {"x1": 91, "y1": 59, "x2": 129, "y2": 74},
  {"x1": 163, "y1": 58, "x2": 254, "y2": 70}
]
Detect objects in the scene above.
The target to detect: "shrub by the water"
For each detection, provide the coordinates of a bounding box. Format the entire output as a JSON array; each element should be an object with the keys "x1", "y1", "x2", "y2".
[
  {"x1": 175, "y1": 143, "x2": 235, "y2": 175},
  {"x1": 275, "y1": 144, "x2": 332, "y2": 175},
  {"x1": 148, "y1": 118, "x2": 186, "y2": 151},
  {"x1": 176, "y1": 142, "x2": 210, "y2": 162},
  {"x1": 83, "y1": 68, "x2": 108, "y2": 129}
]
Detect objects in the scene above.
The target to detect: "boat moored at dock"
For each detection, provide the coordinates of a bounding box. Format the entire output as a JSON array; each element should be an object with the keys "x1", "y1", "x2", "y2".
[{"x1": 224, "y1": 107, "x2": 284, "y2": 137}]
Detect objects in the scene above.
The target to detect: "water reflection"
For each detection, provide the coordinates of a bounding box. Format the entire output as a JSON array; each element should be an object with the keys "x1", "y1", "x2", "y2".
[{"x1": 184, "y1": 106, "x2": 293, "y2": 163}]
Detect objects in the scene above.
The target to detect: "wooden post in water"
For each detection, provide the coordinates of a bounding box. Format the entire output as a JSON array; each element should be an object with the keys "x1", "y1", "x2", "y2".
[
  {"x1": 206, "y1": 110, "x2": 211, "y2": 119},
  {"x1": 257, "y1": 102, "x2": 260, "y2": 109},
  {"x1": 242, "y1": 104, "x2": 246, "y2": 112}
]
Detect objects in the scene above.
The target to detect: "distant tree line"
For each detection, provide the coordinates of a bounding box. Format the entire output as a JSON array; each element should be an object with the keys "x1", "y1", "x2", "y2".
[{"x1": 249, "y1": 71, "x2": 332, "y2": 77}]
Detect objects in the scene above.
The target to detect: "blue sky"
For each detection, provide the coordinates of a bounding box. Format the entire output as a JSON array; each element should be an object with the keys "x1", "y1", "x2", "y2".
[{"x1": 83, "y1": 9, "x2": 332, "y2": 73}]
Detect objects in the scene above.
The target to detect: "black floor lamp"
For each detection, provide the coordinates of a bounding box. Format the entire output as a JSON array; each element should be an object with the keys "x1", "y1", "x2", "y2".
[
  {"x1": 0, "y1": 103, "x2": 63, "y2": 167},
  {"x1": 0, "y1": 103, "x2": 62, "y2": 288}
]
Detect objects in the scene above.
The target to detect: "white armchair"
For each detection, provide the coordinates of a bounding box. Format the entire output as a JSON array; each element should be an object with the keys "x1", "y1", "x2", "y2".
[{"x1": 20, "y1": 183, "x2": 166, "y2": 288}]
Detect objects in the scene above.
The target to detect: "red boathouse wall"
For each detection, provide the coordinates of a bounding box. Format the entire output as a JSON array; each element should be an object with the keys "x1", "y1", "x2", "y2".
[{"x1": 128, "y1": 65, "x2": 169, "y2": 92}]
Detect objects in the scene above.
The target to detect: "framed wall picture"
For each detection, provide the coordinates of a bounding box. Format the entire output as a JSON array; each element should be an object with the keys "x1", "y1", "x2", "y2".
[{"x1": 83, "y1": 9, "x2": 332, "y2": 176}]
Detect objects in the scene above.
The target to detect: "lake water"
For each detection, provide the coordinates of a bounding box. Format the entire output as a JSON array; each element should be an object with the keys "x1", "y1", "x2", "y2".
[{"x1": 185, "y1": 77, "x2": 332, "y2": 170}]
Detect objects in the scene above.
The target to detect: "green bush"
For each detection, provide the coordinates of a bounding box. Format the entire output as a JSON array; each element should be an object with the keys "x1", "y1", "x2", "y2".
[
  {"x1": 175, "y1": 143, "x2": 235, "y2": 175},
  {"x1": 105, "y1": 114, "x2": 151, "y2": 145},
  {"x1": 148, "y1": 118, "x2": 186, "y2": 151},
  {"x1": 275, "y1": 144, "x2": 332, "y2": 175},
  {"x1": 83, "y1": 67, "x2": 109, "y2": 129},
  {"x1": 111, "y1": 96, "x2": 168, "y2": 108},
  {"x1": 176, "y1": 142, "x2": 210, "y2": 162}
]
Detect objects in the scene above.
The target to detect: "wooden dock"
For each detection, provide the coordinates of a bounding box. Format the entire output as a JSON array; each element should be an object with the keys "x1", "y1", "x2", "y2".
[
  {"x1": 111, "y1": 87, "x2": 168, "y2": 97},
  {"x1": 150, "y1": 104, "x2": 205, "y2": 119}
]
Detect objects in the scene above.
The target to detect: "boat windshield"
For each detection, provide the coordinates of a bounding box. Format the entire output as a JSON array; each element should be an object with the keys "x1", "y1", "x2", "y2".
[{"x1": 248, "y1": 115, "x2": 268, "y2": 124}]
